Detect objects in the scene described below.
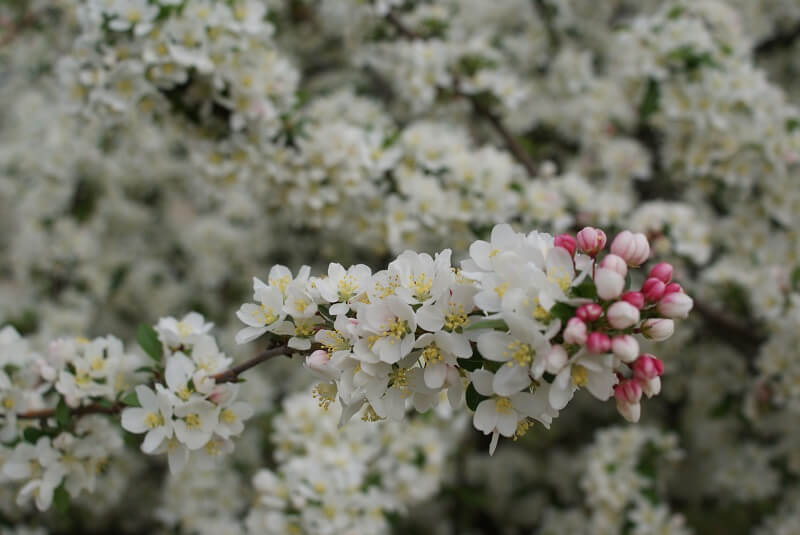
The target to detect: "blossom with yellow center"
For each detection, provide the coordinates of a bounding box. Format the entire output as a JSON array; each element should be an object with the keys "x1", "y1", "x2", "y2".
[
  {"x1": 145, "y1": 412, "x2": 164, "y2": 429},
  {"x1": 571, "y1": 365, "x2": 588, "y2": 387},
  {"x1": 504, "y1": 340, "x2": 534, "y2": 366},
  {"x1": 444, "y1": 303, "x2": 469, "y2": 331}
]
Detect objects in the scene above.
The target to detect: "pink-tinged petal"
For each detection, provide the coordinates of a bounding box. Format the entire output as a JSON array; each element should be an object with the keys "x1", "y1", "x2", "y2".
[{"x1": 586, "y1": 370, "x2": 618, "y2": 401}]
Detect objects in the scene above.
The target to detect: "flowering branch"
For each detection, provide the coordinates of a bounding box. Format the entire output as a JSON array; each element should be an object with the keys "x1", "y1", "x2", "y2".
[
  {"x1": 15, "y1": 344, "x2": 293, "y2": 421},
  {"x1": 384, "y1": 10, "x2": 539, "y2": 178},
  {"x1": 211, "y1": 344, "x2": 292, "y2": 383}
]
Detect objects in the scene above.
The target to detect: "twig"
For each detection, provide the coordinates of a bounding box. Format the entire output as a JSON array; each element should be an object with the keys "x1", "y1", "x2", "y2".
[
  {"x1": 693, "y1": 300, "x2": 766, "y2": 350},
  {"x1": 18, "y1": 403, "x2": 121, "y2": 420},
  {"x1": 16, "y1": 344, "x2": 293, "y2": 420},
  {"x1": 384, "y1": 10, "x2": 538, "y2": 178},
  {"x1": 754, "y1": 20, "x2": 800, "y2": 56},
  {"x1": 211, "y1": 344, "x2": 291, "y2": 383}
]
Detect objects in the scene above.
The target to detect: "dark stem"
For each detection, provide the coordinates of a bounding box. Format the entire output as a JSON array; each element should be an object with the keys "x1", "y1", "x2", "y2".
[
  {"x1": 211, "y1": 344, "x2": 291, "y2": 383},
  {"x1": 16, "y1": 344, "x2": 293, "y2": 420},
  {"x1": 754, "y1": 21, "x2": 800, "y2": 56}
]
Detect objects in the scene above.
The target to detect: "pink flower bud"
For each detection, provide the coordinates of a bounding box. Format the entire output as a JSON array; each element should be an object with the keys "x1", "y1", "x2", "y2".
[
  {"x1": 607, "y1": 301, "x2": 641, "y2": 329},
  {"x1": 664, "y1": 282, "x2": 683, "y2": 294},
  {"x1": 564, "y1": 317, "x2": 588, "y2": 345},
  {"x1": 641, "y1": 277, "x2": 666, "y2": 302},
  {"x1": 576, "y1": 227, "x2": 607, "y2": 256},
  {"x1": 633, "y1": 354, "x2": 664, "y2": 381},
  {"x1": 595, "y1": 268, "x2": 625, "y2": 300},
  {"x1": 599, "y1": 254, "x2": 628, "y2": 277},
  {"x1": 657, "y1": 292, "x2": 694, "y2": 319},
  {"x1": 649, "y1": 262, "x2": 673, "y2": 283},
  {"x1": 586, "y1": 332, "x2": 611, "y2": 353},
  {"x1": 545, "y1": 345, "x2": 568, "y2": 374},
  {"x1": 621, "y1": 291, "x2": 645, "y2": 309},
  {"x1": 554, "y1": 234, "x2": 577, "y2": 256},
  {"x1": 576, "y1": 303, "x2": 603, "y2": 322},
  {"x1": 641, "y1": 318, "x2": 674, "y2": 341},
  {"x1": 616, "y1": 398, "x2": 641, "y2": 423},
  {"x1": 610, "y1": 231, "x2": 651, "y2": 267},
  {"x1": 305, "y1": 349, "x2": 338, "y2": 381},
  {"x1": 614, "y1": 379, "x2": 643, "y2": 403},
  {"x1": 611, "y1": 335, "x2": 639, "y2": 363},
  {"x1": 640, "y1": 376, "x2": 661, "y2": 398},
  {"x1": 614, "y1": 380, "x2": 642, "y2": 423}
]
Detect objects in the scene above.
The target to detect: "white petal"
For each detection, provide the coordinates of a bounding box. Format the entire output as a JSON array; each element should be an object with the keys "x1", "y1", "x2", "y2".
[
  {"x1": 492, "y1": 364, "x2": 531, "y2": 396},
  {"x1": 473, "y1": 399, "x2": 498, "y2": 433},
  {"x1": 424, "y1": 362, "x2": 447, "y2": 389},
  {"x1": 477, "y1": 331, "x2": 512, "y2": 362},
  {"x1": 121, "y1": 408, "x2": 149, "y2": 434},
  {"x1": 470, "y1": 369, "x2": 495, "y2": 396}
]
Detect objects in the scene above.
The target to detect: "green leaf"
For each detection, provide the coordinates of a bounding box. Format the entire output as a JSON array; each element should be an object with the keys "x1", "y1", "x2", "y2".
[
  {"x1": 136, "y1": 324, "x2": 162, "y2": 363},
  {"x1": 639, "y1": 78, "x2": 660, "y2": 121},
  {"x1": 53, "y1": 485, "x2": 70, "y2": 513},
  {"x1": 571, "y1": 278, "x2": 597, "y2": 300},
  {"x1": 786, "y1": 118, "x2": 800, "y2": 132},
  {"x1": 667, "y1": 6, "x2": 684, "y2": 19},
  {"x1": 465, "y1": 319, "x2": 508, "y2": 331},
  {"x1": 55, "y1": 399, "x2": 71, "y2": 428},
  {"x1": 457, "y1": 356, "x2": 484, "y2": 372},
  {"x1": 95, "y1": 398, "x2": 114, "y2": 409},
  {"x1": 121, "y1": 391, "x2": 140, "y2": 407},
  {"x1": 549, "y1": 302, "x2": 576, "y2": 323},
  {"x1": 465, "y1": 382, "x2": 487, "y2": 411},
  {"x1": 22, "y1": 427, "x2": 45, "y2": 444},
  {"x1": 791, "y1": 266, "x2": 800, "y2": 291}
]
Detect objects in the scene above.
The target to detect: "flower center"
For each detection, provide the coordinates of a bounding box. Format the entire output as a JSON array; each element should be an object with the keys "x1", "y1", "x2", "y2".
[
  {"x1": 185, "y1": 413, "x2": 202, "y2": 430},
  {"x1": 444, "y1": 303, "x2": 468, "y2": 331},
  {"x1": 145, "y1": 412, "x2": 164, "y2": 429},
  {"x1": 409, "y1": 273, "x2": 433, "y2": 301},
  {"x1": 505, "y1": 340, "x2": 534, "y2": 366},
  {"x1": 571, "y1": 365, "x2": 588, "y2": 387},
  {"x1": 337, "y1": 276, "x2": 359, "y2": 301},
  {"x1": 495, "y1": 397, "x2": 513, "y2": 414},
  {"x1": 422, "y1": 344, "x2": 443, "y2": 363},
  {"x1": 382, "y1": 318, "x2": 410, "y2": 341}
]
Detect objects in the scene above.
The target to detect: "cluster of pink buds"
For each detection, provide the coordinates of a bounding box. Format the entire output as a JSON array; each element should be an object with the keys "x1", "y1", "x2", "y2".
[{"x1": 554, "y1": 227, "x2": 694, "y2": 423}]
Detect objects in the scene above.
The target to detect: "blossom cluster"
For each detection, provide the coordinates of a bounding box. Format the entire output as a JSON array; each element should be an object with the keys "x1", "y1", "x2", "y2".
[
  {"x1": 0, "y1": 326, "x2": 136, "y2": 511},
  {"x1": 538, "y1": 426, "x2": 689, "y2": 535},
  {"x1": 237, "y1": 224, "x2": 693, "y2": 453},
  {"x1": 60, "y1": 0, "x2": 298, "y2": 132},
  {"x1": 120, "y1": 313, "x2": 254, "y2": 473},
  {"x1": 245, "y1": 392, "x2": 461, "y2": 535}
]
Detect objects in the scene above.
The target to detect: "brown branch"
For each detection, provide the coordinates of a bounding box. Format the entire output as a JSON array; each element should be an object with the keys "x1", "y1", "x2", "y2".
[
  {"x1": 18, "y1": 403, "x2": 121, "y2": 420},
  {"x1": 0, "y1": 11, "x2": 39, "y2": 48},
  {"x1": 16, "y1": 344, "x2": 293, "y2": 421},
  {"x1": 754, "y1": 20, "x2": 800, "y2": 56},
  {"x1": 693, "y1": 300, "x2": 766, "y2": 351},
  {"x1": 211, "y1": 344, "x2": 291, "y2": 383},
  {"x1": 384, "y1": 10, "x2": 538, "y2": 178}
]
